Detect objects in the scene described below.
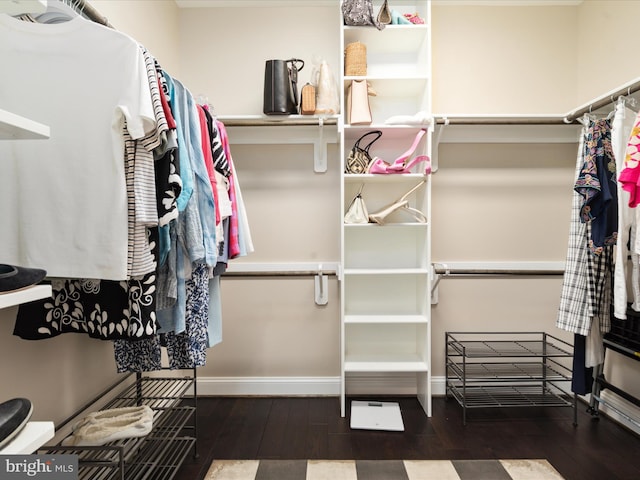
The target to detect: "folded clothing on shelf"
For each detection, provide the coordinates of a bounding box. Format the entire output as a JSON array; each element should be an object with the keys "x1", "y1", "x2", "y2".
[
  {"x1": 0, "y1": 398, "x2": 33, "y2": 449},
  {"x1": 62, "y1": 405, "x2": 154, "y2": 447},
  {"x1": 0, "y1": 264, "x2": 47, "y2": 294},
  {"x1": 384, "y1": 112, "x2": 433, "y2": 126}
]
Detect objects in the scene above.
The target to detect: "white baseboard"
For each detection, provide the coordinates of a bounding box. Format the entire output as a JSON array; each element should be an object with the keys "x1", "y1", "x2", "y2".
[{"x1": 193, "y1": 375, "x2": 447, "y2": 397}]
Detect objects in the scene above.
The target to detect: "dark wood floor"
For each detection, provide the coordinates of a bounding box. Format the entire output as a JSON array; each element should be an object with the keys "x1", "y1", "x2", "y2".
[{"x1": 174, "y1": 395, "x2": 640, "y2": 480}]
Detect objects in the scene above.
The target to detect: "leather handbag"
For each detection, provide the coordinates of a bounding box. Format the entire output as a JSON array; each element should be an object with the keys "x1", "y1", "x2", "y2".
[
  {"x1": 346, "y1": 79, "x2": 374, "y2": 125},
  {"x1": 263, "y1": 58, "x2": 305, "y2": 115},
  {"x1": 345, "y1": 130, "x2": 382, "y2": 174},
  {"x1": 368, "y1": 128, "x2": 432, "y2": 174},
  {"x1": 369, "y1": 180, "x2": 427, "y2": 225},
  {"x1": 344, "y1": 184, "x2": 369, "y2": 224}
]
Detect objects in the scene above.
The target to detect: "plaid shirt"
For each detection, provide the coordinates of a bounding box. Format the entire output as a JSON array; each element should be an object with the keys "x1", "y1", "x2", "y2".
[
  {"x1": 557, "y1": 126, "x2": 594, "y2": 336},
  {"x1": 558, "y1": 120, "x2": 616, "y2": 335}
]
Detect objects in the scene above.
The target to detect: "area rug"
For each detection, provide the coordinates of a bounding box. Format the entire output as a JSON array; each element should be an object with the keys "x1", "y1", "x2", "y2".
[{"x1": 204, "y1": 459, "x2": 565, "y2": 480}]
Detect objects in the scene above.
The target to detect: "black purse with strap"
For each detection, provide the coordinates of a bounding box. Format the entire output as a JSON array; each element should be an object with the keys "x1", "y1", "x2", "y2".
[
  {"x1": 263, "y1": 58, "x2": 305, "y2": 115},
  {"x1": 345, "y1": 130, "x2": 382, "y2": 174}
]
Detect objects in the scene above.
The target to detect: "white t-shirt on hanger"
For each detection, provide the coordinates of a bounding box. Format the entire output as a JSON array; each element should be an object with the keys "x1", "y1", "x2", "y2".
[{"x1": 0, "y1": 13, "x2": 156, "y2": 280}]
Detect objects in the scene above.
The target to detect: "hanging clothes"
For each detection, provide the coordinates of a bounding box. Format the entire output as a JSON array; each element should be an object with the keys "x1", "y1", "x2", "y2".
[
  {"x1": 612, "y1": 100, "x2": 639, "y2": 319},
  {"x1": 4, "y1": 12, "x2": 253, "y2": 371},
  {"x1": 574, "y1": 118, "x2": 617, "y2": 256},
  {"x1": 557, "y1": 124, "x2": 593, "y2": 336},
  {"x1": 0, "y1": 14, "x2": 156, "y2": 280}
]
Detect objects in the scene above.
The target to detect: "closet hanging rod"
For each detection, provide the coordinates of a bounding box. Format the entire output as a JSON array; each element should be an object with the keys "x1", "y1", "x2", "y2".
[
  {"x1": 434, "y1": 116, "x2": 571, "y2": 126},
  {"x1": 434, "y1": 268, "x2": 563, "y2": 276},
  {"x1": 433, "y1": 264, "x2": 564, "y2": 276},
  {"x1": 223, "y1": 270, "x2": 337, "y2": 277},
  {"x1": 219, "y1": 116, "x2": 338, "y2": 127},
  {"x1": 564, "y1": 77, "x2": 640, "y2": 122},
  {"x1": 222, "y1": 262, "x2": 339, "y2": 278},
  {"x1": 66, "y1": 0, "x2": 113, "y2": 28}
]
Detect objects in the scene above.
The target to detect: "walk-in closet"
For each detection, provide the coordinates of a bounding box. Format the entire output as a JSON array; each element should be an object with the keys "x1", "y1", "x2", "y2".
[{"x1": 1, "y1": 1, "x2": 639, "y2": 480}]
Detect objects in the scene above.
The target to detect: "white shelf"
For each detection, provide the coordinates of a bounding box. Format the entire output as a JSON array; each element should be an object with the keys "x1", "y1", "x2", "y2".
[
  {"x1": 340, "y1": 0, "x2": 432, "y2": 418},
  {"x1": 345, "y1": 314, "x2": 428, "y2": 324},
  {"x1": 344, "y1": 223, "x2": 429, "y2": 228},
  {"x1": 0, "y1": 421, "x2": 55, "y2": 454},
  {"x1": 0, "y1": 285, "x2": 52, "y2": 310},
  {"x1": 343, "y1": 25, "x2": 430, "y2": 52},
  {"x1": 0, "y1": 109, "x2": 50, "y2": 140},
  {"x1": 220, "y1": 115, "x2": 339, "y2": 173},
  {"x1": 344, "y1": 173, "x2": 427, "y2": 183},
  {"x1": 345, "y1": 353, "x2": 429, "y2": 372},
  {"x1": 343, "y1": 267, "x2": 430, "y2": 275}
]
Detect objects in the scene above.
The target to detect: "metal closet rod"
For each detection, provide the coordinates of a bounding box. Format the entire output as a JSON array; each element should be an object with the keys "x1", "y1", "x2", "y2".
[
  {"x1": 433, "y1": 266, "x2": 564, "y2": 276},
  {"x1": 224, "y1": 270, "x2": 337, "y2": 277},
  {"x1": 434, "y1": 116, "x2": 570, "y2": 126},
  {"x1": 64, "y1": 0, "x2": 113, "y2": 27},
  {"x1": 220, "y1": 117, "x2": 338, "y2": 127},
  {"x1": 565, "y1": 78, "x2": 640, "y2": 122}
]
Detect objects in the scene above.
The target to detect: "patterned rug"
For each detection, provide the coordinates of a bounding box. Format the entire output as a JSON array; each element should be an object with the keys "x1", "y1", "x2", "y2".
[{"x1": 204, "y1": 459, "x2": 565, "y2": 480}]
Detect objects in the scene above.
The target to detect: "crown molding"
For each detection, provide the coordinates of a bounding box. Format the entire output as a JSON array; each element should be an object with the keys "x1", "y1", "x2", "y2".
[
  {"x1": 175, "y1": 0, "x2": 583, "y2": 7},
  {"x1": 433, "y1": 1, "x2": 583, "y2": 5},
  {"x1": 175, "y1": 0, "x2": 335, "y2": 7}
]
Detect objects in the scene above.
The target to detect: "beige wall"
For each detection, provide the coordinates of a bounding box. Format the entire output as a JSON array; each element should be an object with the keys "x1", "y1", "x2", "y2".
[
  {"x1": 5, "y1": 1, "x2": 639, "y2": 428},
  {"x1": 177, "y1": 6, "x2": 341, "y2": 116},
  {"x1": 576, "y1": 1, "x2": 640, "y2": 108},
  {"x1": 0, "y1": 307, "x2": 121, "y2": 424},
  {"x1": 91, "y1": 0, "x2": 181, "y2": 75},
  {"x1": 432, "y1": 5, "x2": 579, "y2": 113}
]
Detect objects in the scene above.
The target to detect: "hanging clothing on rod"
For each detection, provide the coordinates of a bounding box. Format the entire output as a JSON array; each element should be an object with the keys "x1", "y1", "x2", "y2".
[
  {"x1": 3, "y1": 5, "x2": 254, "y2": 371},
  {"x1": 564, "y1": 78, "x2": 640, "y2": 123}
]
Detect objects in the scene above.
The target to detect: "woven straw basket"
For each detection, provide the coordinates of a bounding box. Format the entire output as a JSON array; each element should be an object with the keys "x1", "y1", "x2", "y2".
[{"x1": 345, "y1": 42, "x2": 367, "y2": 76}]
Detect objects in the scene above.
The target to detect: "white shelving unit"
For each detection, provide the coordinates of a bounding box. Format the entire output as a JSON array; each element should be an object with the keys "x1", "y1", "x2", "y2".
[
  {"x1": 0, "y1": 421, "x2": 55, "y2": 454},
  {"x1": 1, "y1": 106, "x2": 54, "y2": 452},
  {"x1": 0, "y1": 108, "x2": 50, "y2": 140},
  {"x1": 1, "y1": 108, "x2": 52, "y2": 309},
  {"x1": 0, "y1": 285, "x2": 53, "y2": 310},
  {"x1": 340, "y1": 1, "x2": 433, "y2": 418}
]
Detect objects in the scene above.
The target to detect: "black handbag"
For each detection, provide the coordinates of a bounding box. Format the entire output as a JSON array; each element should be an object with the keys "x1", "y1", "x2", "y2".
[
  {"x1": 263, "y1": 58, "x2": 305, "y2": 115},
  {"x1": 345, "y1": 130, "x2": 382, "y2": 174}
]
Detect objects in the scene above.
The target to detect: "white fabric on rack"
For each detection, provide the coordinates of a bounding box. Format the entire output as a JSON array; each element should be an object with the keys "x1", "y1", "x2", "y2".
[
  {"x1": 231, "y1": 157, "x2": 254, "y2": 256},
  {"x1": 613, "y1": 101, "x2": 638, "y2": 319},
  {"x1": 0, "y1": 14, "x2": 156, "y2": 280}
]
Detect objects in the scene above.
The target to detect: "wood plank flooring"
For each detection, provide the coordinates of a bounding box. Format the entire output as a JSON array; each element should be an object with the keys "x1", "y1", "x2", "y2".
[{"x1": 174, "y1": 396, "x2": 640, "y2": 480}]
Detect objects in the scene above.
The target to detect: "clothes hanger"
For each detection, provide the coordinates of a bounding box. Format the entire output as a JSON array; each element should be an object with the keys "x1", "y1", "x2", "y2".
[
  {"x1": 196, "y1": 94, "x2": 216, "y2": 117},
  {"x1": 616, "y1": 91, "x2": 639, "y2": 112},
  {"x1": 34, "y1": 0, "x2": 80, "y2": 24}
]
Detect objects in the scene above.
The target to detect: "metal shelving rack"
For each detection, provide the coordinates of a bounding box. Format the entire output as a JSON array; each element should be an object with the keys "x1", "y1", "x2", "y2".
[
  {"x1": 39, "y1": 370, "x2": 197, "y2": 480},
  {"x1": 446, "y1": 332, "x2": 576, "y2": 425},
  {"x1": 588, "y1": 308, "x2": 640, "y2": 430}
]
